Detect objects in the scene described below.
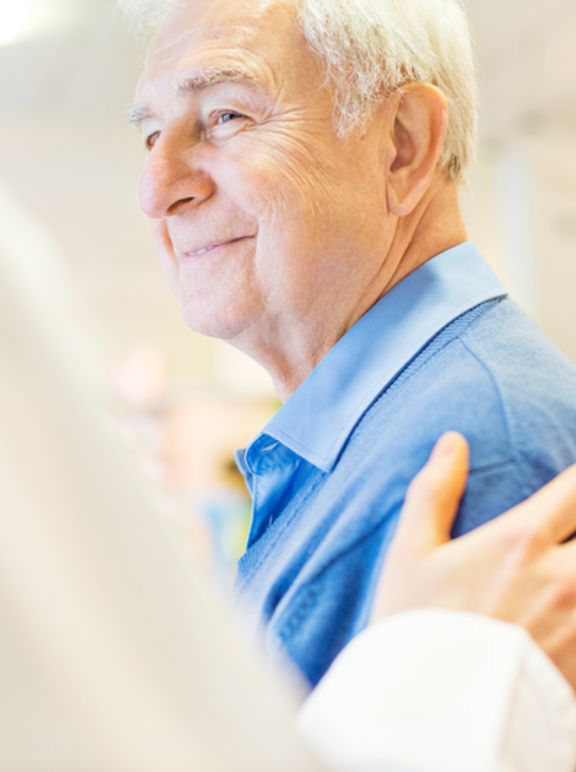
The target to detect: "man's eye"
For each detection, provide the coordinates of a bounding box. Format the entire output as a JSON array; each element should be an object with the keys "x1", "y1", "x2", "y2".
[
  {"x1": 145, "y1": 131, "x2": 160, "y2": 150},
  {"x1": 217, "y1": 112, "x2": 244, "y2": 124}
]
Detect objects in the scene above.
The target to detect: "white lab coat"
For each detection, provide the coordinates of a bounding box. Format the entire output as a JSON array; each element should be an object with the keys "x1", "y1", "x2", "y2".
[{"x1": 298, "y1": 609, "x2": 576, "y2": 772}]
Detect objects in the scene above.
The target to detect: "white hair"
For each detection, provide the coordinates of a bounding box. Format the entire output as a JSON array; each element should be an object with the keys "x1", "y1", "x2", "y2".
[
  {"x1": 118, "y1": 0, "x2": 175, "y2": 29},
  {"x1": 119, "y1": 0, "x2": 477, "y2": 183}
]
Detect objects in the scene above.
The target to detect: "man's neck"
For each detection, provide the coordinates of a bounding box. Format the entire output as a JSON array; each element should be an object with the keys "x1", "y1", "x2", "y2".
[
  {"x1": 231, "y1": 177, "x2": 468, "y2": 402},
  {"x1": 376, "y1": 179, "x2": 468, "y2": 303}
]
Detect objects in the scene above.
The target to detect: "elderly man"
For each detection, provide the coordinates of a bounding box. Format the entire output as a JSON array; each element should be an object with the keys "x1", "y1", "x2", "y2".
[{"x1": 125, "y1": 0, "x2": 576, "y2": 687}]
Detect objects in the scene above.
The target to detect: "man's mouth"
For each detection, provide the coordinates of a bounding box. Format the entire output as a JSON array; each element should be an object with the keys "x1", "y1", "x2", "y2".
[
  {"x1": 183, "y1": 236, "x2": 254, "y2": 260},
  {"x1": 188, "y1": 246, "x2": 214, "y2": 257}
]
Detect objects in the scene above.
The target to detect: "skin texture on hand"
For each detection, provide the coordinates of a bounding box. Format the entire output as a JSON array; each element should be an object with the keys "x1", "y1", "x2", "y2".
[{"x1": 371, "y1": 432, "x2": 576, "y2": 690}]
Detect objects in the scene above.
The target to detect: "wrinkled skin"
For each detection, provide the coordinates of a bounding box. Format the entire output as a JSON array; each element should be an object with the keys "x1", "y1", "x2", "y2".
[
  {"x1": 134, "y1": 0, "x2": 576, "y2": 698},
  {"x1": 134, "y1": 0, "x2": 465, "y2": 398}
]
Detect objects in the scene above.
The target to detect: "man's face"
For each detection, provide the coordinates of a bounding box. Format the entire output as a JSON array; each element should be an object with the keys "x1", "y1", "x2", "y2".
[{"x1": 135, "y1": 0, "x2": 391, "y2": 345}]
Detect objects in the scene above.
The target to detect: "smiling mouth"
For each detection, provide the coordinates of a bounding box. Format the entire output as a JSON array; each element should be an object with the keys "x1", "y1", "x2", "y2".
[{"x1": 183, "y1": 236, "x2": 254, "y2": 260}]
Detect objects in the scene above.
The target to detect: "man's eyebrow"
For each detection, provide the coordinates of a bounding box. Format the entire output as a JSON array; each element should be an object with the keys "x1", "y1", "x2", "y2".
[
  {"x1": 128, "y1": 104, "x2": 153, "y2": 130},
  {"x1": 128, "y1": 66, "x2": 263, "y2": 130},
  {"x1": 177, "y1": 65, "x2": 263, "y2": 95}
]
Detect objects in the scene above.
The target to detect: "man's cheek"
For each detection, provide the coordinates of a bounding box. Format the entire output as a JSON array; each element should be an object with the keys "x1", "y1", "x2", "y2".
[{"x1": 219, "y1": 142, "x2": 305, "y2": 219}]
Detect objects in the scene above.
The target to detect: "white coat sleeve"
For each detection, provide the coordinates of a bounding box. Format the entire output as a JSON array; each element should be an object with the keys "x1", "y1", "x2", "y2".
[{"x1": 296, "y1": 609, "x2": 576, "y2": 772}]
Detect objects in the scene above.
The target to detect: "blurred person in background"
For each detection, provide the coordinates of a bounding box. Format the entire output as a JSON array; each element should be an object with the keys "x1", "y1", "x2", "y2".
[{"x1": 123, "y1": 0, "x2": 576, "y2": 693}]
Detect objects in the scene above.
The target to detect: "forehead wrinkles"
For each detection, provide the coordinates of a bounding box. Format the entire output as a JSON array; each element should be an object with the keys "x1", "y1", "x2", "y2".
[
  {"x1": 149, "y1": 0, "x2": 295, "y2": 63},
  {"x1": 150, "y1": 22, "x2": 257, "y2": 67}
]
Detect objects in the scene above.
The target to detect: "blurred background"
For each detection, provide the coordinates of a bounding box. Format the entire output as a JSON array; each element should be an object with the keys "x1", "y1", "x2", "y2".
[{"x1": 0, "y1": 0, "x2": 575, "y2": 595}]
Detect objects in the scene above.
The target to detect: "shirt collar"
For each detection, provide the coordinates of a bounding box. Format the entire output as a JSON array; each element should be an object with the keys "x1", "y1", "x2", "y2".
[{"x1": 246, "y1": 242, "x2": 507, "y2": 475}]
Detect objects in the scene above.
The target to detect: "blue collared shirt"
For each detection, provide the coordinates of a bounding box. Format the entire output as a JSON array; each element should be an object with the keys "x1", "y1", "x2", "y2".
[{"x1": 235, "y1": 243, "x2": 576, "y2": 687}]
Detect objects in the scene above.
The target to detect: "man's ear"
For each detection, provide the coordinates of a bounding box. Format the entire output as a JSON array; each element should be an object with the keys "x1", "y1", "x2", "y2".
[{"x1": 385, "y1": 83, "x2": 449, "y2": 217}]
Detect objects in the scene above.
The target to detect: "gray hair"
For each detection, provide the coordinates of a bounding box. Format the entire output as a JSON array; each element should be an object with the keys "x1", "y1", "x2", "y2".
[{"x1": 119, "y1": 0, "x2": 477, "y2": 183}]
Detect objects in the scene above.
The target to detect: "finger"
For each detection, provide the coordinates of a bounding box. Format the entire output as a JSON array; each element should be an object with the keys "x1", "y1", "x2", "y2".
[
  {"x1": 539, "y1": 538, "x2": 576, "y2": 595},
  {"x1": 505, "y1": 463, "x2": 576, "y2": 545},
  {"x1": 393, "y1": 432, "x2": 470, "y2": 557}
]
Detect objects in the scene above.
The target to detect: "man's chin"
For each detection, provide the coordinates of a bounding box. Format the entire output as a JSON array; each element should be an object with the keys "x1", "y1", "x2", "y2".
[{"x1": 181, "y1": 302, "x2": 252, "y2": 342}]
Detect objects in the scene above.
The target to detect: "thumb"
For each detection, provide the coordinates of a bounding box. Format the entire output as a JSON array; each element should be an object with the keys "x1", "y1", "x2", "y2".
[{"x1": 393, "y1": 432, "x2": 470, "y2": 558}]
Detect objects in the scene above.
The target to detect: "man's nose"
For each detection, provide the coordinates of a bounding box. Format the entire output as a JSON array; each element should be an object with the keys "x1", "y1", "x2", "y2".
[{"x1": 138, "y1": 136, "x2": 214, "y2": 220}]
